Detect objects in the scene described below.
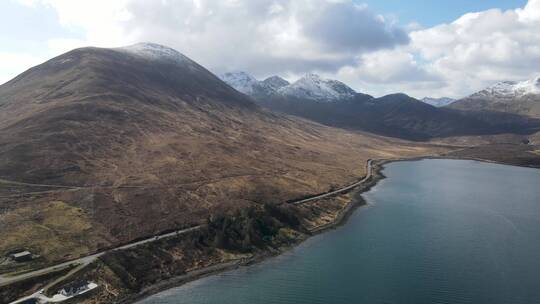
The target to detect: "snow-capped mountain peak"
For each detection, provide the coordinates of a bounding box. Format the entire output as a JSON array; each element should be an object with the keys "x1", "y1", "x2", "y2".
[
  {"x1": 421, "y1": 97, "x2": 456, "y2": 107},
  {"x1": 450, "y1": 75, "x2": 540, "y2": 117},
  {"x1": 278, "y1": 73, "x2": 356, "y2": 102},
  {"x1": 219, "y1": 71, "x2": 358, "y2": 102},
  {"x1": 117, "y1": 42, "x2": 193, "y2": 65},
  {"x1": 219, "y1": 71, "x2": 260, "y2": 95},
  {"x1": 262, "y1": 76, "x2": 289, "y2": 91},
  {"x1": 513, "y1": 76, "x2": 540, "y2": 95},
  {"x1": 473, "y1": 76, "x2": 540, "y2": 99}
]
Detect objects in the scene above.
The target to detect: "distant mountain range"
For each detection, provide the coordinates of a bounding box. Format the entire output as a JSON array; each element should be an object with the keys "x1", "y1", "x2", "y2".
[
  {"x1": 220, "y1": 72, "x2": 356, "y2": 102},
  {"x1": 221, "y1": 72, "x2": 540, "y2": 140},
  {"x1": 421, "y1": 97, "x2": 456, "y2": 107},
  {"x1": 450, "y1": 77, "x2": 540, "y2": 118}
]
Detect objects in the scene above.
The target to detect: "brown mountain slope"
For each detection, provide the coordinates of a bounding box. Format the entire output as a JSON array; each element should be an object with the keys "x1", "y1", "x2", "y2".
[
  {"x1": 450, "y1": 95, "x2": 540, "y2": 118},
  {"x1": 0, "y1": 43, "x2": 445, "y2": 262}
]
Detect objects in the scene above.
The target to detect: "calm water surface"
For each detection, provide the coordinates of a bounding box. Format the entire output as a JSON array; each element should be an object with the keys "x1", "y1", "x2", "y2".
[{"x1": 141, "y1": 159, "x2": 540, "y2": 304}]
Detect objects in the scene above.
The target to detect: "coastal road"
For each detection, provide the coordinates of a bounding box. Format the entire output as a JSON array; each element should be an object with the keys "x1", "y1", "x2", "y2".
[
  {"x1": 0, "y1": 225, "x2": 202, "y2": 288},
  {"x1": 2, "y1": 159, "x2": 374, "y2": 290},
  {"x1": 291, "y1": 159, "x2": 374, "y2": 205}
]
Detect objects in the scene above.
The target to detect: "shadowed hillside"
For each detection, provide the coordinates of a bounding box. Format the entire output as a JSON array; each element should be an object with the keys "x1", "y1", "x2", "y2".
[{"x1": 221, "y1": 72, "x2": 540, "y2": 141}]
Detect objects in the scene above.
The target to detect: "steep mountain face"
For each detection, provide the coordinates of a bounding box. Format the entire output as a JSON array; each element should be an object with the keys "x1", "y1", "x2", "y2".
[
  {"x1": 0, "y1": 43, "x2": 438, "y2": 260},
  {"x1": 450, "y1": 77, "x2": 540, "y2": 118},
  {"x1": 221, "y1": 72, "x2": 540, "y2": 140},
  {"x1": 421, "y1": 97, "x2": 456, "y2": 107},
  {"x1": 219, "y1": 71, "x2": 262, "y2": 95}
]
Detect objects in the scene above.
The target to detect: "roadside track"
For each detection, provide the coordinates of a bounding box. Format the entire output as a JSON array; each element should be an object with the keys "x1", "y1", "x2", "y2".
[{"x1": 290, "y1": 159, "x2": 373, "y2": 205}]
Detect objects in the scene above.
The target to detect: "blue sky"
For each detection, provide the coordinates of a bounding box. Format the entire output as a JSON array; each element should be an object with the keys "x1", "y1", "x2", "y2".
[
  {"x1": 358, "y1": 0, "x2": 528, "y2": 26},
  {"x1": 0, "y1": 0, "x2": 538, "y2": 98},
  {"x1": 0, "y1": 1, "x2": 80, "y2": 53}
]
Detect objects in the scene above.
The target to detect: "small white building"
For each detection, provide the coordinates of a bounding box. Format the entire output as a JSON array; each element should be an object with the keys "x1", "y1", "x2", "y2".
[
  {"x1": 56, "y1": 281, "x2": 98, "y2": 299},
  {"x1": 10, "y1": 251, "x2": 32, "y2": 262}
]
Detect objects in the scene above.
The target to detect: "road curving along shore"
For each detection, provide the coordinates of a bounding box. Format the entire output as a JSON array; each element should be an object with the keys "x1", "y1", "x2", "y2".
[{"x1": 6, "y1": 158, "x2": 387, "y2": 304}]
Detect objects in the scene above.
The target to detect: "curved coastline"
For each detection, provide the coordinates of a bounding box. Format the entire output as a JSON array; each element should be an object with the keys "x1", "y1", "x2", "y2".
[
  {"x1": 128, "y1": 156, "x2": 538, "y2": 304},
  {"x1": 125, "y1": 158, "x2": 389, "y2": 304}
]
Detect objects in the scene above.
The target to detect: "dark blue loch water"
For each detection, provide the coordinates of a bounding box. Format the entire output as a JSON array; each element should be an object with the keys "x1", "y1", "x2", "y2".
[{"x1": 140, "y1": 159, "x2": 540, "y2": 304}]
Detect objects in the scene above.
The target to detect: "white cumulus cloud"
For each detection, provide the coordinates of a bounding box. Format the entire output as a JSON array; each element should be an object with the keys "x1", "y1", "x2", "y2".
[
  {"x1": 4, "y1": 0, "x2": 540, "y2": 99},
  {"x1": 8, "y1": 0, "x2": 408, "y2": 78},
  {"x1": 390, "y1": 0, "x2": 540, "y2": 98},
  {"x1": 331, "y1": 0, "x2": 540, "y2": 98},
  {"x1": 121, "y1": 0, "x2": 409, "y2": 76}
]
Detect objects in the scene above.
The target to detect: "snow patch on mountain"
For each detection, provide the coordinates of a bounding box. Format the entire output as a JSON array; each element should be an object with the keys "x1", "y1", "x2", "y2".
[
  {"x1": 278, "y1": 74, "x2": 356, "y2": 102},
  {"x1": 472, "y1": 76, "x2": 540, "y2": 99},
  {"x1": 421, "y1": 97, "x2": 456, "y2": 107},
  {"x1": 262, "y1": 76, "x2": 289, "y2": 91},
  {"x1": 117, "y1": 43, "x2": 193, "y2": 65},
  {"x1": 220, "y1": 71, "x2": 357, "y2": 102},
  {"x1": 513, "y1": 77, "x2": 540, "y2": 95},
  {"x1": 220, "y1": 71, "x2": 260, "y2": 95}
]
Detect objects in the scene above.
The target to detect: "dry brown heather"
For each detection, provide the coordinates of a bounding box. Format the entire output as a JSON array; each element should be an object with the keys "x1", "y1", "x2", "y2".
[
  {"x1": 446, "y1": 143, "x2": 540, "y2": 167},
  {"x1": 0, "y1": 46, "x2": 448, "y2": 262},
  {"x1": 431, "y1": 131, "x2": 540, "y2": 167},
  {"x1": 431, "y1": 133, "x2": 531, "y2": 146}
]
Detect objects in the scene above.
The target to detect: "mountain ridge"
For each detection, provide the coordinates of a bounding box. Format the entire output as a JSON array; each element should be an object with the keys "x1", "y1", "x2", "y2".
[
  {"x1": 450, "y1": 76, "x2": 540, "y2": 118},
  {"x1": 220, "y1": 71, "x2": 358, "y2": 102},
  {"x1": 221, "y1": 71, "x2": 540, "y2": 140}
]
